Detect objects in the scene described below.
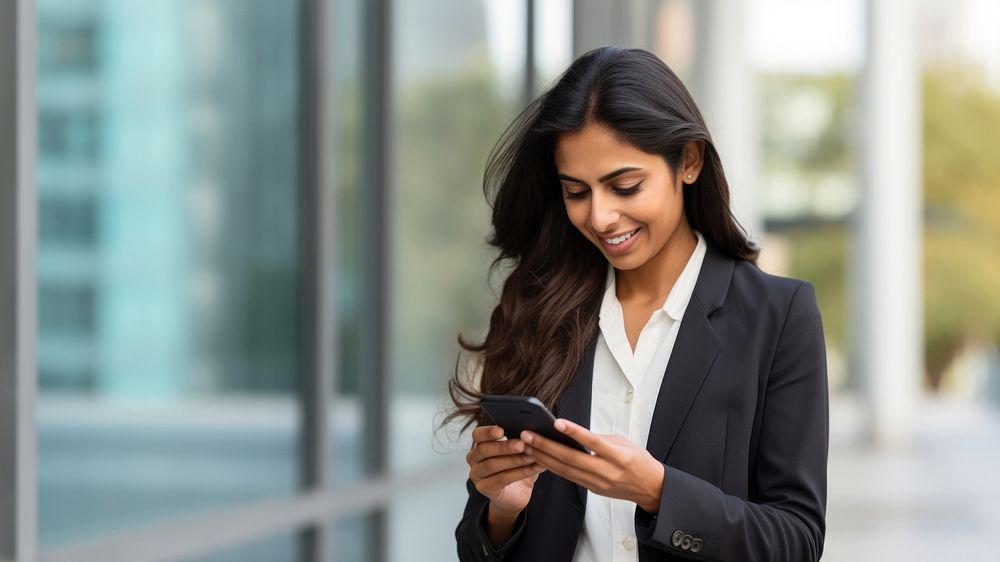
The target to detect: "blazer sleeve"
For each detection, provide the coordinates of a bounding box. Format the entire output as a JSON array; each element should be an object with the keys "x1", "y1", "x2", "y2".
[
  {"x1": 634, "y1": 281, "x2": 829, "y2": 561},
  {"x1": 455, "y1": 477, "x2": 528, "y2": 561}
]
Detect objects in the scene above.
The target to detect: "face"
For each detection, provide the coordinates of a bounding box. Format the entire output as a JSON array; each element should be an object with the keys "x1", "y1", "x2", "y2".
[{"x1": 554, "y1": 121, "x2": 702, "y2": 271}]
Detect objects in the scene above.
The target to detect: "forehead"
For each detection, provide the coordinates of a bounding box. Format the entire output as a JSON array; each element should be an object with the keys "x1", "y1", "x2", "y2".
[{"x1": 553, "y1": 122, "x2": 661, "y2": 175}]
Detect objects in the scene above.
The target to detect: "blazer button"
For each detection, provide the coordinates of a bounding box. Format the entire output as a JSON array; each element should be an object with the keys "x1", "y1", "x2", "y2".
[
  {"x1": 671, "y1": 530, "x2": 684, "y2": 547},
  {"x1": 681, "y1": 534, "x2": 693, "y2": 550},
  {"x1": 691, "y1": 538, "x2": 704, "y2": 553}
]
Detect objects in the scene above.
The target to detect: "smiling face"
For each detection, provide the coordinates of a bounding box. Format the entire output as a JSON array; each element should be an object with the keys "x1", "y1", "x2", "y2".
[{"x1": 554, "y1": 121, "x2": 702, "y2": 272}]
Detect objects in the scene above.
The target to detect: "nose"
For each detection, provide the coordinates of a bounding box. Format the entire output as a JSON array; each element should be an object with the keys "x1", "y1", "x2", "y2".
[{"x1": 589, "y1": 190, "x2": 621, "y2": 235}]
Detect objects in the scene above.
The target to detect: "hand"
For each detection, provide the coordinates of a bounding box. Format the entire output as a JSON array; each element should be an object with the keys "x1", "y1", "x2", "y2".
[
  {"x1": 467, "y1": 425, "x2": 547, "y2": 515},
  {"x1": 519, "y1": 419, "x2": 665, "y2": 513}
]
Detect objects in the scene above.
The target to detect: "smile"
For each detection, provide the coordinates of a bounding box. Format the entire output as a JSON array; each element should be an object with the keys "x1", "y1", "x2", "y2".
[{"x1": 603, "y1": 228, "x2": 640, "y2": 245}]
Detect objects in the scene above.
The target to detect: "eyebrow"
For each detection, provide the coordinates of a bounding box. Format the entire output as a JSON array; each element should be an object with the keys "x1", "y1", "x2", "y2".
[{"x1": 557, "y1": 167, "x2": 642, "y2": 185}]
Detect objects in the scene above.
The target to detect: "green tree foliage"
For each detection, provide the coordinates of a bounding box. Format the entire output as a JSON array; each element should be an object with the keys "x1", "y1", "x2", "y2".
[{"x1": 922, "y1": 67, "x2": 1000, "y2": 387}]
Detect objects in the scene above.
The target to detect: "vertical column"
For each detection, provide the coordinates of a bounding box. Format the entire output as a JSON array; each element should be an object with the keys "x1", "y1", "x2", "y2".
[
  {"x1": 299, "y1": 0, "x2": 336, "y2": 560},
  {"x1": 854, "y1": 0, "x2": 922, "y2": 446},
  {"x1": 363, "y1": 0, "x2": 391, "y2": 559},
  {"x1": 1, "y1": 1, "x2": 38, "y2": 561},
  {"x1": 696, "y1": 0, "x2": 762, "y2": 244}
]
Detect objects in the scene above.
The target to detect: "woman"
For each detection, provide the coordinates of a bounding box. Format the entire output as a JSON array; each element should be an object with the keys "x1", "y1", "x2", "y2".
[{"x1": 445, "y1": 46, "x2": 828, "y2": 561}]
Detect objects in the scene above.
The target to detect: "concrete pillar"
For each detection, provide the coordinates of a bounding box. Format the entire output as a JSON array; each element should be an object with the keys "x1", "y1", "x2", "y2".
[
  {"x1": 854, "y1": 0, "x2": 922, "y2": 447},
  {"x1": 695, "y1": 0, "x2": 763, "y2": 245}
]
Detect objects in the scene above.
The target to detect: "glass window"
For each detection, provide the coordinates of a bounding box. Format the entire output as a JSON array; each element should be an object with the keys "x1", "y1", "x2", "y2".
[
  {"x1": 181, "y1": 532, "x2": 300, "y2": 562},
  {"x1": 387, "y1": 477, "x2": 468, "y2": 562},
  {"x1": 331, "y1": 512, "x2": 376, "y2": 562},
  {"x1": 389, "y1": 0, "x2": 527, "y2": 473},
  {"x1": 331, "y1": 0, "x2": 372, "y2": 486},
  {"x1": 36, "y1": 0, "x2": 303, "y2": 548},
  {"x1": 39, "y1": 195, "x2": 97, "y2": 246}
]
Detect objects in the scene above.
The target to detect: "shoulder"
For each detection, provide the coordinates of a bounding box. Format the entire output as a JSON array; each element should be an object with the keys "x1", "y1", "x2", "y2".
[
  {"x1": 733, "y1": 260, "x2": 812, "y2": 299},
  {"x1": 725, "y1": 259, "x2": 819, "y2": 326}
]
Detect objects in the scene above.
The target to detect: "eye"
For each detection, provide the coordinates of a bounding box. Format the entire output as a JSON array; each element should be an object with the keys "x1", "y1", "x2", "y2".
[
  {"x1": 564, "y1": 189, "x2": 590, "y2": 200},
  {"x1": 613, "y1": 182, "x2": 642, "y2": 195}
]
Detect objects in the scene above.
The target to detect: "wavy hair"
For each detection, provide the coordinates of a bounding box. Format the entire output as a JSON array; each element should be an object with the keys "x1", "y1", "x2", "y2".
[{"x1": 442, "y1": 46, "x2": 759, "y2": 434}]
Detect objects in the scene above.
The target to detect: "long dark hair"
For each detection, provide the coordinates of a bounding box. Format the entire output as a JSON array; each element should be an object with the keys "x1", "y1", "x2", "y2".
[{"x1": 442, "y1": 46, "x2": 758, "y2": 434}]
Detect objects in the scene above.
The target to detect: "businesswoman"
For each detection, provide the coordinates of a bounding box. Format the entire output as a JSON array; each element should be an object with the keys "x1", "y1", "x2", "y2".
[{"x1": 444, "y1": 46, "x2": 828, "y2": 561}]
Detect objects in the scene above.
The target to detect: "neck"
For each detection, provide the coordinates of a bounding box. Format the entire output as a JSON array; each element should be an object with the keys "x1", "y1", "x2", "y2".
[{"x1": 615, "y1": 224, "x2": 697, "y2": 304}]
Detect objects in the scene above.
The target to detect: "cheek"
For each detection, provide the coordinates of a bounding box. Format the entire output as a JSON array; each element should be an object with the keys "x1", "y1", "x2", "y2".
[
  {"x1": 635, "y1": 190, "x2": 680, "y2": 226},
  {"x1": 564, "y1": 204, "x2": 590, "y2": 234}
]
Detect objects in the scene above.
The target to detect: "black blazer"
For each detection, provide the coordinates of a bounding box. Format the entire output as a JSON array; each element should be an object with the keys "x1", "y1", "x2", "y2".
[{"x1": 456, "y1": 239, "x2": 829, "y2": 561}]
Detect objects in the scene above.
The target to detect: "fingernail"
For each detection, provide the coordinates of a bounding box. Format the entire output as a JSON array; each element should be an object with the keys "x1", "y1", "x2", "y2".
[
  {"x1": 512, "y1": 441, "x2": 524, "y2": 453},
  {"x1": 521, "y1": 431, "x2": 533, "y2": 443},
  {"x1": 554, "y1": 419, "x2": 566, "y2": 431}
]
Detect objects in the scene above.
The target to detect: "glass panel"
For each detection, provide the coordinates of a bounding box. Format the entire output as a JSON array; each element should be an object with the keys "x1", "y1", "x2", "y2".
[
  {"x1": 37, "y1": 0, "x2": 303, "y2": 548},
  {"x1": 388, "y1": 477, "x2": 468, "y2": 562},
  {"x1": 181, "y1": 532, "x2": 300, "y2": 562},
  {"x1": 330, "y1": 0, "x2": 370, "y2": 485},
  {"x1": 331, "y1": 512, "x2": 376, "y2": 562},
  {"x1": 390, "y1": 0, "x2": 527, "y2": 472}
]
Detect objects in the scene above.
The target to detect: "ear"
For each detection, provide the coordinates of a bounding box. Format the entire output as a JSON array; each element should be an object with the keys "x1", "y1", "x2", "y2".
[{"x1": 681, "y1": 140, "x2": 705, "y2": 184}]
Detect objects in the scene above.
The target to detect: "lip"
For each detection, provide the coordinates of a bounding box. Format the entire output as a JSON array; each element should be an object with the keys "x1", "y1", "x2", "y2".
[{"x1": 598, "y1": 227, "x2": 641, "y2": 255}]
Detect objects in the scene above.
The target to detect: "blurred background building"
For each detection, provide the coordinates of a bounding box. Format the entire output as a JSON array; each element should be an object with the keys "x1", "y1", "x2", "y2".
[{"x1": 2, "y1": 0, "x2": 999, "y2": 561}]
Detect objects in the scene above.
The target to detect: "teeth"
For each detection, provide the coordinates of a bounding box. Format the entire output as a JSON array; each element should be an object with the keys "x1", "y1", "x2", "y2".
[{"x1": 605, "y1": 228, "x2": 639, "y2": 245}]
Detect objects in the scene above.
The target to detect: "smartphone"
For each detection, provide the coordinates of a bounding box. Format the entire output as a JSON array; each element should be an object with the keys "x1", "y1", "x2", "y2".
[{"x1": 479, "y1": 394, "x2": 591, "y2": 454}]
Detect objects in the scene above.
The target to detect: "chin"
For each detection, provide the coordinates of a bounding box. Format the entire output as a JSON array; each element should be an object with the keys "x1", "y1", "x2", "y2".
[{"x1": 606, "y1": 253, "x2": 644, "y2": 270}]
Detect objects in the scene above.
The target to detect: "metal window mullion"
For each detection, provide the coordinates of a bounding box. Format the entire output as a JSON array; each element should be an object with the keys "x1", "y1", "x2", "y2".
[
  {"x1": 362, "y1": 0, "x2": 391, "y2": 560},
  {"x1": 298, "y1": 0, "x2": 336, "y2": 560},
  {"x1": 1, "y1": 1, "x2": 39, "y2": 561}
]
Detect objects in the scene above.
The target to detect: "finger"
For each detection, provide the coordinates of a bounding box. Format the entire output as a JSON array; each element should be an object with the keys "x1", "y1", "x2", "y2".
[
  {"x1": 472, "y1": 425, "x2": 504, "y2": 445},
  {"x1": 523, "y1": 444, "x2": 599, "y2": 491},
  {"x1": 470, "y1": 452, "x2": 536, "y2": 481},
  {"x1": 467, "y1": 438, "x2": 525, "y2": 464},
  {"x1": 520, "y1": 429, "x2": 603, "y2": 471},
  {"x1": 476, "y1": 462, "x2": 547, "y2": 495},
  {"x1": 553, "y1": 419, "x2": 625, "y2": 462}
]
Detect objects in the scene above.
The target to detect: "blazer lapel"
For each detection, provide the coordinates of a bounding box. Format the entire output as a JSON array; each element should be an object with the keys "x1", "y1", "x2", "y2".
[
  {"x1": 554, "y1": 329, "x2": 598, "y2": 509},
  {"x1": 645, "y1": 239, "x2": 735, "y2": 462}
]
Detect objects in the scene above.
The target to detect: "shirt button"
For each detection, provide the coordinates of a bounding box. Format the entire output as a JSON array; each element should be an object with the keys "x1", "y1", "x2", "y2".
[
  {"x1": 623, "y1": 536, "x2": 636, "y2": 550},
  {"x1": 624, "y1": 388, "x2": 634, "y2": 403}
]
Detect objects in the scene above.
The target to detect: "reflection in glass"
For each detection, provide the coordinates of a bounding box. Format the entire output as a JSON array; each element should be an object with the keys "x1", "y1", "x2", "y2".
[
  {"x1": 331, "y1": 0, "x2": 370, "y2": 486},
  {"x1": 181, "y1": 532, "x2": 300, "y2": 562},
  {"x1": 390, "y1": 0, "x2": 527, "y2": 472},
  {"x1": 37, "y1": 0, "x2": 302, "y2": 548},
  {"x1": 388, "y1": 477, "x2": 468, "y2": 562},
  {"x1": 331, "y1": 512, "x2": 376, "y2": 562}
]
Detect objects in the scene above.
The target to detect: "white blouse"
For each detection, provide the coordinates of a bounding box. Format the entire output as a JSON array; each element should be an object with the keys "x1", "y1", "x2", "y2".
[{"x1": 571, "y1": 229, "x2": 707, "y2": 562}]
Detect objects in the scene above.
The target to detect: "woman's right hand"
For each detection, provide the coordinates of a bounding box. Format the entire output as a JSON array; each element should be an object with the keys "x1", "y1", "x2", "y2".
[{"x1": 467, "y1": 425, "x2": 546, "y2": 516}]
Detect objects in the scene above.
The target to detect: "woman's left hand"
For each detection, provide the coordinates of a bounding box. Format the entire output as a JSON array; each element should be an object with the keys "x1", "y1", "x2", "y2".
[{"x1": 520, "y1": 419, "x2": 665, "y2": 513}]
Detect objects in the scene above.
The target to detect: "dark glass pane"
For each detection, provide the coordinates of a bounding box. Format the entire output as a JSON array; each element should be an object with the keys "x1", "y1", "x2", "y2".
[{"x1": 37, "y1": 0, "x2": 303, "y2": 548}]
